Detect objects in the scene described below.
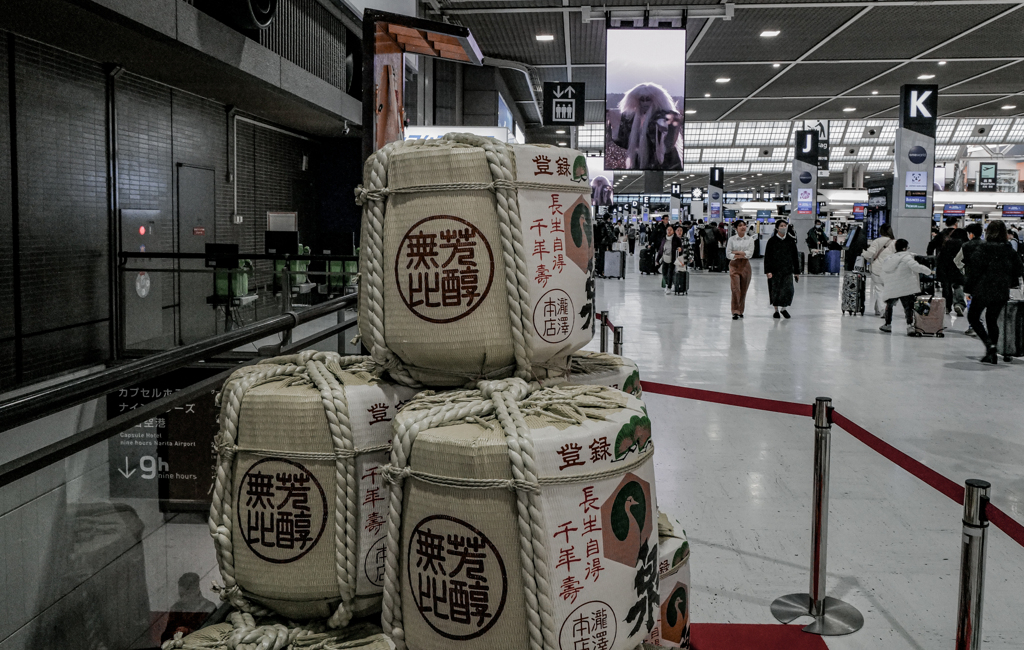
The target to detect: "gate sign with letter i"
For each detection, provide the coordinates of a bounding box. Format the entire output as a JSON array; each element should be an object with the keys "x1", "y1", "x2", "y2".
[{"x1": 543, "y1": 82, "x2": 586, "y2": 127}]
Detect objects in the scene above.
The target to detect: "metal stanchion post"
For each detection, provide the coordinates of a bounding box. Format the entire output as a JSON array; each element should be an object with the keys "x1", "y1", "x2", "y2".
[
  {"x1": 771, "y1": 397, "x2": 864, "y2": 636},
  {"x1": 600, "y1": 310, "x2": 609, "y2": 353},
  {"x1": 955, "y1": 479, "x2": 990, "y2": 650},
  {"x1": 613, "y1": 326, "x2": 623, "y2": 356},
  {"x1": 282, "y1": 268, "x2": 293, "y2": 346}
]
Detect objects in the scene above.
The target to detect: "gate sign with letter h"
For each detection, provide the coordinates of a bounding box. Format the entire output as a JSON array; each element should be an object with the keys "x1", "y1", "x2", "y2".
[{"x1": 542, "y1": 82, "x2": 585, "y2": 127}]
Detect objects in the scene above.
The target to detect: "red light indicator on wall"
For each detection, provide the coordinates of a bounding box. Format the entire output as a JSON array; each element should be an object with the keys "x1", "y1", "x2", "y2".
[{"x1": 139, "y1": 226, "x2": 146, "y2": 235}]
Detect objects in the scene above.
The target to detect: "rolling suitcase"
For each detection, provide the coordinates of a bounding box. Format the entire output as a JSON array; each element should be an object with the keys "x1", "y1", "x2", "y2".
[
  {"x1": 799, "y1": 251, "x2": 806, "y2": 274},
  {"x1": 639, "y1": 247, "x2": 658, "y2": 275},
  {"x1": 997, "y1": 300, "x2": 1024, "y2": 360},
  {"x1": 808, "y1": 251, "x2": 826, "y2": 275},
  {"x1": 826, "y1": 249, "x2": 842, "y2": 274},
  {"x1": 603, "y1": 249, "x2": 626, "y2": 279},
  {"x1": 911, "y1": 296, "x2": 946, "y2": 337},
  {"x1": 842, "y1": 271, "x2": 865, "y2": 315},
  {"x1": 673, "y1": 268, "x2": 689, "y2": 295}
]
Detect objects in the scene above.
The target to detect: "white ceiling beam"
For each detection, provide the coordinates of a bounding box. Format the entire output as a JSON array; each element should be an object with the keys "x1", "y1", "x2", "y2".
[
  {"x1": 792, "y1": 3, "x2": 1024, "y2": 120},
  {"x1": 942, "y1": 91, "x2": 1024, "y2": 117},
  {"x1": 718, "y1": 5, "x2": 874, "y2": 120},
  {"x1": 686, "y1": 16, "x2": 715, "y2": 59},
  {"x1": 439, "y1": 1, "x2": 1024, "y2": 16}
]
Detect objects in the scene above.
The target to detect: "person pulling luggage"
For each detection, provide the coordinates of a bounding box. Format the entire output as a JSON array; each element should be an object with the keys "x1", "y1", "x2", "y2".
[
  {"x1": 659, "y1": 223, "x2": 684, "y2": 295},
  {"x1": 961, "y1": 220, "x2": 1024, "y2": 364},
  {"x1": 763, "y1": 220, "x2": 800, "y2": 319},
  {"x1": 806, "y1": 220, "x2": 829, "y2": 252},
  {"x1": 878, "y1": 239, "x2": 934, "y2": 335},
  {"x1": 726, "y1": 220, "x2": 755, "y2": 319}
]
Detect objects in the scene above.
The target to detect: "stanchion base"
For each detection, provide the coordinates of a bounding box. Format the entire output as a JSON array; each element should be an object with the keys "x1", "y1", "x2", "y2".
[{"x1": 771, "y1": 593, "x2": 864, "y2": 636}]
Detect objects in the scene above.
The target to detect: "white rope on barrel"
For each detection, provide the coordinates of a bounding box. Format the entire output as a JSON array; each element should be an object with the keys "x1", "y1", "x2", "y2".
[{"x1": 444, "y1": 133, "x2": 535, "y2": 382}]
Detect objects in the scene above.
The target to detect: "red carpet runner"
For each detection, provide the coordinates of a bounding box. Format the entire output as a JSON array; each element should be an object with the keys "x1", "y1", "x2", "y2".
[{"x1": 690, "y1": 623, "x2": 829, "y2": 649}]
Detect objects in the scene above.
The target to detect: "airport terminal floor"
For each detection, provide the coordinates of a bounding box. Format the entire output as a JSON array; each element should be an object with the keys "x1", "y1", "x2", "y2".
[{"x1": 584, "y1": 256, "x2": 1024, "y2": 649}]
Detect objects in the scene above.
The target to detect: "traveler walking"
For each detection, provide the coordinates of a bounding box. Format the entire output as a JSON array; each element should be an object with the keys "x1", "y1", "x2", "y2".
[
  {"x1": 936, "y1": 217, "x2": 967, "y2": 316},
  {"x1": 627, "y1": 221, "x2": 637, "y2": 255},
  {"x1": 702, "y1": 221, "x2": 717, "y2": 271},
  {"x1": 806, "y1": 220, "x2": 829, "y2": 252},
  {"x1": 845, "y1": 224, "x2": 868, "y2": 272},
  {"x1": 961, "y1": 220, "x2": 1024, "y2": 364},
  {"x1": 763, "y1": 220, "x2": 800, "y2": 319},
  {"x1": 861, "y1": 223, "x2": 896, "y2": 316},
  {"x1": 716, "y1": 221, "x2": 729, "y2": 271},
  {"x1": 726, "y1": 220, "x2": 755, "y2": 319},
  {"x1": 659, "y1": 222, "x2": 684, "y2": 294},
  {"x1": 958, "y1": 222, "x2": 984, "y2": 336},
  {"x1": 595, "y1": 215, "x2": 614, "y2": 277},
  {"x1": 878, "y1": 239, "x2": 933, "y2": 334}
]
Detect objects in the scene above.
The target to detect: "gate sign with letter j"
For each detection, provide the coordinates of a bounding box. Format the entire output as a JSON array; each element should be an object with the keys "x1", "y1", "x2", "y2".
[{"x1": 542, "y1": 82, "x2": 585, "y2": 127}]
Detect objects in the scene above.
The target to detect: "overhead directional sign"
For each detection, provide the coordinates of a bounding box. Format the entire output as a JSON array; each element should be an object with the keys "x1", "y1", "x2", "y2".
[{"x1": 542, "y1": 82, "x2": 585, "y2": 126}]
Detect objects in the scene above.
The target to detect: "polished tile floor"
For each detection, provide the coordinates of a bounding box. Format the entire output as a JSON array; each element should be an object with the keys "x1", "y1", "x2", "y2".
[{"x1": 585, "y1": 256, "x2": 1024, "y2": 649}]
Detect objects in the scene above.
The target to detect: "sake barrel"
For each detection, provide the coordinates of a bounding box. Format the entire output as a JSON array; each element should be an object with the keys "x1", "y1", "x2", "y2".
[
  {"x1": 357, "y1": 134, "x2": 596, "y2": 386},
  {"x1": 209, "y1": 351, "x2": 418, "y2": 623},
  {"x1": 556, "y1": 351, "x2": 642, "y2": 397},
  {"x1": 645, "y1": 513, "x2": 690, "y2": 649},
  {"x1": 382, "y1": 379, "x2": 658, "y2": 650},
  {"x1": 160, "y1": 615, "x2": 394, "y2": 650}
]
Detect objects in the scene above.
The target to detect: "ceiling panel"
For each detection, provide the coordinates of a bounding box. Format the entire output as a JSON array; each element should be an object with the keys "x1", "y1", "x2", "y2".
[
  {"x1": 801, "y1": 96, "x2": 900, "y2": 120},
  {"x1": 758, "y1": 62, "x2": 893, "y2": 98},
  {"x1": 689, "y1": 7, "x2": 861, "y2": 63},
  {"x1": 686, "y1": 18, "x2": 707, "y2": 52},
  {"x1": 585, "y1": 102, "x2": 605, "y2": 122},
  {"x1": 457, "y1": 12, "x2": 566, "y2": 65},
  {"x1": 536, "y1": 67, "x2": 568, "y2": 83},
  {"x1": 679, "y1": 99, "x2": 743, "y2": 122},
  {"x1": 938, "y1": 95, "x2": 1010, "y2": 117},
  {"x1": 949, "y1": 96, "x2": 1023, "y2": 119},
  {"x1": 724, "y1": 97, "x2": 829, "y2": 121},
  {"x1": 686, "y1": 64, "x2": 779, "y2": 99},
  {"x1": 807, "y1": 4, "x2": 1008, "y2": 61},
  {"x1": 946, "y1": 61, "x2": 1024, "y2": 95},
  {"x1": 499, "y1": 68, "x2": 533, "y2": 99},
  {"x1": 569, "y1": 16, "x2": 605, "y2": 64},
  {"x1": 863, "y1": 60, "x2": 1012, "y2": 97},
  {"x1": 571, "y1": 66, "x2": 605, "y2": 99},
  {"x1": 928, "y1": 7, "x2": 1024, "y2": 59},
  {"x1": 446, "y1": 0, "x2": 562, "y2": 8}
]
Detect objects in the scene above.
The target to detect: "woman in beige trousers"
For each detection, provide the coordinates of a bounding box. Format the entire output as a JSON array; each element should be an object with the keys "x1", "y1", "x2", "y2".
[{"x1": 726, "y1": 220, "x2": 755, "y2": 319}]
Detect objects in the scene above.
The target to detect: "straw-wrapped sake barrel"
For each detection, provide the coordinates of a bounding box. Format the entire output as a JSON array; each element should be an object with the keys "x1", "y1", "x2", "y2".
[
  {"x1": 555, "y1": 351, "x2": 642, "y2": 397},
  {"x1": 381, "y1": 379, "x2": 659, "y2": 650},
  {"x1": 645, "y1": 513, "x2": 691, "y2": 648},
  {"x1": 357, "y1": 134, "x2": 597, "y2": 386},
  {"x1": 208, "y1": 351, "x2": 418, "y2": 623}
]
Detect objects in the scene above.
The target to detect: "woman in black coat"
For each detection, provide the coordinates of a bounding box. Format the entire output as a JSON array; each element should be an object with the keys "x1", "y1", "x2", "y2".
[
  {"x1": 964, "y1": 220, "x2": 1024, "y2": 364},
  {"x1": 763, "y1": 220, "x2": 801, "y2": 318},
  {"x1": 845, "y1": 225, "x2": 868, "y2": 272}
]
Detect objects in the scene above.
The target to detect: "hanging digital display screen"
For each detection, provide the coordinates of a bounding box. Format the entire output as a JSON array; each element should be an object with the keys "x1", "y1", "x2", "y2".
[{"x1": 605, "y1": 28, "x2": 685, "y2": 171}]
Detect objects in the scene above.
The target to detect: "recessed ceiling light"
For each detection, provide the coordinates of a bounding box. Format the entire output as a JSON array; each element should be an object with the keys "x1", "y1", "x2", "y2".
[
  {"x1": 760, "y1": 30, "x2": 781, "y2": 37},
  {"x1": 871, "y1": 90, "x2": 878, "y2": 95},
  {"x1": 773, "y1": 63, "x2": 781, "y2": 68},
  {"x1": 843, "y1": 107, "x2": 856, "y2": 112},
  {"x1": 918, "y1": 74, "x2": 935, "y2": 80},
  {"x1": 536, "y1": 34, "x2": 554, "y2": 41},
  {"x1": 558, "y1": 142, "x2": 567, "y2": 146},
  {"x1": 555, "y1": 129, "x2": 566, "y2": 134},
  {"x1": 938, "y1": 61, "x2": 947, "y2": 66},
  {"x1": 704, "y1": 93, "x2": 711, "y2": 98},
  {"x1": 1001, "y1": 105, "x2": 1017, "y2": 110},
  {"x1": 685, "y1": 109, "x2": 697, "y2": 114},
  {"x1": 757, "y1": 173, "x2": 763, "y2": 176},
  {"x1": 715, "y1": 77, "x2": 730, "y2": 83}
]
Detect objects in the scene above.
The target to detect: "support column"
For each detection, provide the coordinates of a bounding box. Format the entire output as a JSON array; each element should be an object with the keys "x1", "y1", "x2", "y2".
[
  {"x1": 791, "y1": 130, "x2": 819, "y2": 255},
  {"x1": 892, "y1": 84, "x2": 938, "y2": 253}
]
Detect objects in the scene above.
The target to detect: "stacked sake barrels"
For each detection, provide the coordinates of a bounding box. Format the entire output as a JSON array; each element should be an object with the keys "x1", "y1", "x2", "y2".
[
  {"x1": 353, "y1": 134, "x2": 664, "y2": 650},
  {"x1": 181, "y1": 135, "x2": 671, "y2": 650}
]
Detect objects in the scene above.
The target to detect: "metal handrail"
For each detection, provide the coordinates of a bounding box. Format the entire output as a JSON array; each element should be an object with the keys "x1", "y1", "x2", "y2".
[{"x1": 0, "y1": 293, "x2": 358, "y2": 434}]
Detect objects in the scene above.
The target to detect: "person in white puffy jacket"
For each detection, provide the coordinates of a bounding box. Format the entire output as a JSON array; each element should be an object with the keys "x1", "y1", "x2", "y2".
[
  {"x1": 878, "y1": 239, "x2": 933, "y2": 334},
  {"x1": 860, "y1": 223, "x2": 896, "y2": 316}
]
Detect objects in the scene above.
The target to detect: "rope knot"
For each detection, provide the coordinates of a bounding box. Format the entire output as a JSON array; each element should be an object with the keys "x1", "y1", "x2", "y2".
[
  {"x1": 478, "y1": 376, "x2": 530, "y2": 401},
  {"x1": 354, "y1": 185, "x2": 387, "y2": 205},
  {"x1": 381, "y1": 464, "x2": 412, "y2": 485}
]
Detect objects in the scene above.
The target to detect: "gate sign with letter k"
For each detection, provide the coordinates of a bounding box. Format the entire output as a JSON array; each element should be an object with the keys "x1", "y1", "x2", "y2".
[
  {"x1": 900, "y1": 84, "x2": 938, "y2": 137},
  {"x1": 542, "y1": 82, "x2": 585, "y2": 127}
]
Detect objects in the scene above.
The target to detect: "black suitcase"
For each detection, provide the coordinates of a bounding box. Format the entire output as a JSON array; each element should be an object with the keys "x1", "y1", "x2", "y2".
[
  {"x1": 799, "y1": 251, "x2": 806, "y2": 274},
  {"x1": 639, "y1": 247, "x2": 658, "y2": 275},
  {"x1": 673, "y1": 268, "x2": 689, "y2": 295},
  {"x1": 997, "y1": 299, "x2": 1024, "y2": 359},
  {"x1": 808, "y1": 251, "x2": 826, "y2": 274}
]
